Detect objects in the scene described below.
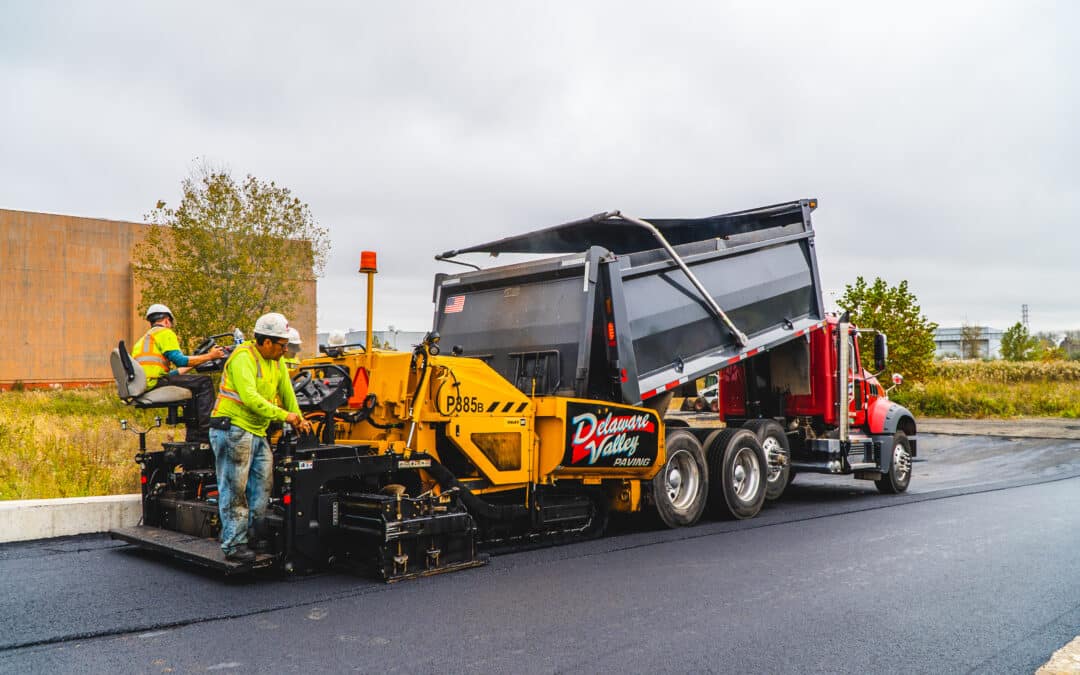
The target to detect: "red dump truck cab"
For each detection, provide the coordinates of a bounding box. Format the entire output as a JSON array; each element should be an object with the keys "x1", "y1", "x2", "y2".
[
  {"x1": 714, "y1": 313, "x2": 917, "y2": 497},
  {"x1": 783, "y1": 316, "x2": 889, "y2": 430}
]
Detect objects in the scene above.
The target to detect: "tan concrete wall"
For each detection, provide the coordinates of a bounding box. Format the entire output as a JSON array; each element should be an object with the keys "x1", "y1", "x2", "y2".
[{"x1": 0, "y1": 209, "x2": 317, "y2": 385}]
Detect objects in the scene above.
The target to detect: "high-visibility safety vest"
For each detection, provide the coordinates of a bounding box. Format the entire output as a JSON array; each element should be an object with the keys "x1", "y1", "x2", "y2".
[
  {"x1": 211, "y1": 341, "x2": 301, "y2": 437},
  {"x1": 131, "y1": 325, "x2": 179, "y2": 388}
]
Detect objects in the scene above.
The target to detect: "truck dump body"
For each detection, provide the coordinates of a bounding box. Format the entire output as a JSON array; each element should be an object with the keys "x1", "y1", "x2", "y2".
[{"x1": 434, "y1": 199, "x2": 825, "y2": 405}]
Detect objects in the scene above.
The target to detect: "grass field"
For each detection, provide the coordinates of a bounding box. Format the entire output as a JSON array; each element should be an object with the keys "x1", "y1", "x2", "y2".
[
  {"x1": 0, "y1": 388, "x2": 158, "y2": 500},
  {"x1": 2, "y1": 360, "x2": 1078, "y2": 500},
  {"x1": 892, "y1": 360, "x2": 1080, "y2": 419}
]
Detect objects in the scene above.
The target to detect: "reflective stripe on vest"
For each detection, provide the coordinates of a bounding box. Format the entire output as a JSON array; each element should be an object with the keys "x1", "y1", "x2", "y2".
[
  {"x1": 212, "y1": 344, "x2": 263, "y2": 415},
  {"x1": 133, "y1": 326, "x2": 170, "y2": 373}
]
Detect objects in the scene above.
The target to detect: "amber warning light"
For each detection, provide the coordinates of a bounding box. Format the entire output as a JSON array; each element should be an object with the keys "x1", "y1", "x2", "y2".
[{"x1": 359, "y1": 251, "x2": 378, "y2": 273}]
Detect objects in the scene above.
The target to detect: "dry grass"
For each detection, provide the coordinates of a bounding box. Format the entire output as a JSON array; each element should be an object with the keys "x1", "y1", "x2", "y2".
[
  {"x1": 893, "y1": 360, "x2": 1080, "y2": 418},
  {"x1": 925, "y1": 359, "x2": 1080, "y2": 383},
  {"x1": 0, "y1": 388, "x2": 161, "y2": 500}
]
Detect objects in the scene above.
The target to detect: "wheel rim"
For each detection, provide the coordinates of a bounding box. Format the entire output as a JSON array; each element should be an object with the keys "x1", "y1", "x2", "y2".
[
  {"x1": 731, "y1": 446, "x2": 761, "y2": 501},
  {"x1": 664, "y1": 449, "x2": 700, "y2": 510},
  {"x1": 893, "y1": 443, "x2": 911, "y2": 482},
  {"x1": 761, "y1": 436, "x2": 785, "y2": 484}
]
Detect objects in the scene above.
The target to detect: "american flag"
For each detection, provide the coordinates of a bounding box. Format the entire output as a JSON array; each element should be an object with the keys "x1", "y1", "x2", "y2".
[{"x1": 444, "y1": 295, "x2": 466, "y2": 314}]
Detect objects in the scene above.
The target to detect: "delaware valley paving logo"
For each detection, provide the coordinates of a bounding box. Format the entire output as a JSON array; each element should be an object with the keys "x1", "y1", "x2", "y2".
[{"x1": 564, "y1": 402, "x2": 659, "y2": 468}]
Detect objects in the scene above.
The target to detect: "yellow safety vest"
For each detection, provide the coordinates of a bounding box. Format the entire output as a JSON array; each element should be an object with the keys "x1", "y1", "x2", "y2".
[
  {"x1": 211, "y1": 341, "x2": 298, "y2": 436},
  {"x1": 131, "y1": 326, "x2": 171, "y2": 388}
]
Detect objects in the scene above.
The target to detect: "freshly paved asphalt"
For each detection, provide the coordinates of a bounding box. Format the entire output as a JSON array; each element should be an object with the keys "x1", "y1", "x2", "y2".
[{"x1": 2, "y1": 426, "x2": 1079, "y2": 673}]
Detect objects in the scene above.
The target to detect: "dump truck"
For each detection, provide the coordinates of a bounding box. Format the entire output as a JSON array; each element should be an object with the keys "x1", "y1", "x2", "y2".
[{"x1": 111, "y1": 197, "x2": 914, "y2": 581}]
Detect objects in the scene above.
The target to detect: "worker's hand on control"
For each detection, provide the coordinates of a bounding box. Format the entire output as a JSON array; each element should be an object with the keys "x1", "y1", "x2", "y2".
[
  {"x1": 209, "y1": 346, "x2": 226, "y2": 359},
  {"x1": 285, "y1": 412, "x2": 313, "y2": 434}
]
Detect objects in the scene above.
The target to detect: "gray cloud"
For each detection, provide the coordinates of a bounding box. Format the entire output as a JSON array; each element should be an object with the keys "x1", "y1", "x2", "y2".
[{"x1": 2, "y1": 1, "x2": 1076, "y2": 335}]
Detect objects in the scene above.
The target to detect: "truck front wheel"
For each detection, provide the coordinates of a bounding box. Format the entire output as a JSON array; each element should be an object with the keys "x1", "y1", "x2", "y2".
[
  {"x1": 653, "y1": 430, "x2": 708, "y2": 528},
  {"x1": 875, "y1": 431, "x2": 912, "y2": 494},
  {"x1": 705, "y1": 428, "x2": 767, "y2": 520}
]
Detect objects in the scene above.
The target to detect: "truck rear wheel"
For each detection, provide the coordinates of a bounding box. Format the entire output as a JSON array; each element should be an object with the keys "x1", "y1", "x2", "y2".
[
  {"x1": 705, "y1": 428, "x2": 767, "y2": 520},
  {"x1": 742, "y1": 420, "x2": 791, "y2": 501},
  {"x1": 653, "y1": 430, "x2": 708, "y2": 528},
  {"x1": 875, "y1": 431, "x2": 912, "y2": 494}
]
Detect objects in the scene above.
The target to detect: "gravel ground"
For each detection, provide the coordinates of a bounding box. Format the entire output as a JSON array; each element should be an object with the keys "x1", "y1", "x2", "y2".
[{"x1": 919, "y1": 417, "x2": 1080, "y2": 440}]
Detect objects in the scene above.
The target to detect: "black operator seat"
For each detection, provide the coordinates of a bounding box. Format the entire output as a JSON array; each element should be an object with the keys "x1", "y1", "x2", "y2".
[{"x1": 110, "y1": 341, "x2": 192, "y2": 422}]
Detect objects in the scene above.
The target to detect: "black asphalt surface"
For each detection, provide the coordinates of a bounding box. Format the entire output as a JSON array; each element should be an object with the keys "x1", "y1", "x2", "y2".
[{"x1": 2, "y1": 431, "x2": 1080, "y2": 673}]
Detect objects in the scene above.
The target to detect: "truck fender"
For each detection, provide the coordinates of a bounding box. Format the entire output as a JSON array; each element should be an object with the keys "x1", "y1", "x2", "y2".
[{"x1": 868, "y1": 400, "x2": 917, "y2": 458}]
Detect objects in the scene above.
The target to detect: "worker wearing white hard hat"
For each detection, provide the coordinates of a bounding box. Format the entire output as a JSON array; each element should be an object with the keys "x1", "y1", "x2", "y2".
[
  {"x1": 283, "y1": 327, "x2": 302, "y2": 370},
  {"x1": 130, "y1": 303, "x2": 225, "y2": 445},
  {"x1": 208, "y1": 312, "x2": 312, "y2": 562}
]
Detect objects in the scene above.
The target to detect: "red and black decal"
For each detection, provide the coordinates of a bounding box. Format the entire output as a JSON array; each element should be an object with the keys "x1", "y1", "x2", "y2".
[{"x1": 563, "y1": 402, "x2": 659, "y2": 468}]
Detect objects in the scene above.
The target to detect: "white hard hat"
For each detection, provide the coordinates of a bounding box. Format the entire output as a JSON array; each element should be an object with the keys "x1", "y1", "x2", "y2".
[
  {"x1": 146, "y1": 303, "x2": 173, "y2": 320},
  {"x1": 287, "y1": 327, "x2": 302, "y2": 346},
  {"x1": 327, "y1": 330, "x2": 347, "y2": 347},
  {"x1": 254, "y1": 312, "x2": 291, "y2": 339}
]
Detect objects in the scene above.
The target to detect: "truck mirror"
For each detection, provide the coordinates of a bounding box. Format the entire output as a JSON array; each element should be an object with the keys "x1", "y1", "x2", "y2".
[
  {"x1": 892, "y1": 373, "x2": 903, "y2": 385},
  {"x1": 873, "y1": 333, "x2": 888, "y2": 372}
]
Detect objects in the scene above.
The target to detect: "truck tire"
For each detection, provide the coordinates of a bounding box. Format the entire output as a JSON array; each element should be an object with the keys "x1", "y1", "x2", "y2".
[
  {"x1": 742, "y1": 420, "x2": 791, "y2": 501},
  {"x1": 876, "y1": 431, "x2": 912, "y2": 494},
  {"x1": 653, "y1": 430, "x2": 708, "y2": 528},
  {"x1": 704, "y1": 428, "x2": 767, "y2": 520}
]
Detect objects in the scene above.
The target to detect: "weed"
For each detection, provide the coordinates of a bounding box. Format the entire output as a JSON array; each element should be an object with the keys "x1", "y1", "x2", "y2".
[
  {"x1": 894, "y1": 370, "x2": 1080, "y2": 419},
  {"x1": 0, "y1": 389, "x2": 161, "y2": 500}
]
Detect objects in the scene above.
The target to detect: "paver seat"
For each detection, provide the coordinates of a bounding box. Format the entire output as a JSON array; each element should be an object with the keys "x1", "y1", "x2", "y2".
[{"x1": 110, "y1": 341, "x2": 191, "y2": 421}]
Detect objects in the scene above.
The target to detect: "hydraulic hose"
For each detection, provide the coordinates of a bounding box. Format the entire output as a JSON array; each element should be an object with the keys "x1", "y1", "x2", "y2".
[{"x1": 423, "y1": 459, "x2": 528, "y2": 521}]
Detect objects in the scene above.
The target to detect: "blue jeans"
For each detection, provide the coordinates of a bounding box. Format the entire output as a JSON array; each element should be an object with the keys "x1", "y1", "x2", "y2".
[{"x1": 210, "y1": 426, "x2": 273, "y2": 555}]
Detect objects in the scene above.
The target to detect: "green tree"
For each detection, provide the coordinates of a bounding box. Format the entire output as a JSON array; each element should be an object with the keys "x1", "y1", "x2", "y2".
[
  {"x1": 960, "y1": 322, "x2": 983, "y2": 359},
  {"x1": 1000, "y1": 322, "x2": 1039, "y2": 361},
  {"x1": 1032, "y1": 331, "x2": 1065, "y2": 361},
  {"x1": 135, "y1": 167, "x2": 330, "y2": 346},
  {"x1": 837, "y1": 277, "x2": 938, "y2": 382}
]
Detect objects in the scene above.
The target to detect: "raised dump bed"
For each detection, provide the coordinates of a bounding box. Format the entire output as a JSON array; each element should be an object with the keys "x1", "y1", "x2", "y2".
[{"x1": 433, "y1": 198, "x2": 825, "y2": 407}]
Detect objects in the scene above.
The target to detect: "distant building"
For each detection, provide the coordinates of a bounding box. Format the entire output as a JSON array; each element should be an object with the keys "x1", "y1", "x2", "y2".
[
  {"x1": 1062, "y1": 336, "x2": 1080, "y2": 360},
  {"x1": 934, "y1": 326, "x2": 1004, "y2": 360},
  {"x1": 315, "y1": 329, "x2": 427, "y2": 352}
]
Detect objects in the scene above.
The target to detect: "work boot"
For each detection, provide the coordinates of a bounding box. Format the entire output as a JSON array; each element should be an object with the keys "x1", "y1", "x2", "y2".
[{"x1": 225, "y1": 546, "x2": 256, "y2": 563}]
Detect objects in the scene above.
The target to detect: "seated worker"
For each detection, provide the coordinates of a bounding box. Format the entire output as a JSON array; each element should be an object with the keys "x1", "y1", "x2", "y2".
[
  {"x1": 131, "y1": 303, "x2": 225, "y2": 445},
  {"x1": 208, "y1": 312, "x2": 312, "y2": 562},
  {"x1": 283, "y1": 327, "x2": 302, "y2": 371}
]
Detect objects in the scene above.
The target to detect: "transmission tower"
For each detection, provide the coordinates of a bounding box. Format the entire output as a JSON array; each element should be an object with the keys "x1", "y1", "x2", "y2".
[{"x1": 1022, "y1": 304, "x2": 1029, "y2": 328}]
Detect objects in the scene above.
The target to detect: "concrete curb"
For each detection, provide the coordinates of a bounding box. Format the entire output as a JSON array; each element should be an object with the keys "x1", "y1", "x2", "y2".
[{"x1": 0, "y1": 494, "x2": 141, "y2": 543}]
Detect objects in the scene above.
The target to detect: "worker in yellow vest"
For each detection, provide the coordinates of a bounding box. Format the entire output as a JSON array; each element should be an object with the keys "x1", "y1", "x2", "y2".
[
  {"x1": 131, "y1": 303, "x2": 224, "y2": 446},
  {"x1": 208, "y1": 312, "x2": 312, "y2": 562}
]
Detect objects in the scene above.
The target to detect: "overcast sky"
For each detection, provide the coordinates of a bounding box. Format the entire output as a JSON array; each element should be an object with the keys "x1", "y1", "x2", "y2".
[{"x1": 3, "y1": 1, "x2": 1077, "y2": 336}]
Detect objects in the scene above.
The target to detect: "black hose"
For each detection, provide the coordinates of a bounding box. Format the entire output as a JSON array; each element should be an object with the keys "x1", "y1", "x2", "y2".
[
  {"x1": 423, "y1": 459, "x2": 527, "y2": 521},
  {"x1": 361, "y1": 417, "x2": 404, "y2": 430},
  {"x1": 410, "y1": 349, "x2": 428, "y2": 412}
]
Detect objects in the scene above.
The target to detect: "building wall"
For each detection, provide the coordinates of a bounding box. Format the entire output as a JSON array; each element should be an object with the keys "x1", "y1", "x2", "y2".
[
  {"x1": 933, "y1": 326, "x2": 1004, "y2": 360},
  {"x1": 0, "y1": 209, "x2": 316, "y2": 386}
]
